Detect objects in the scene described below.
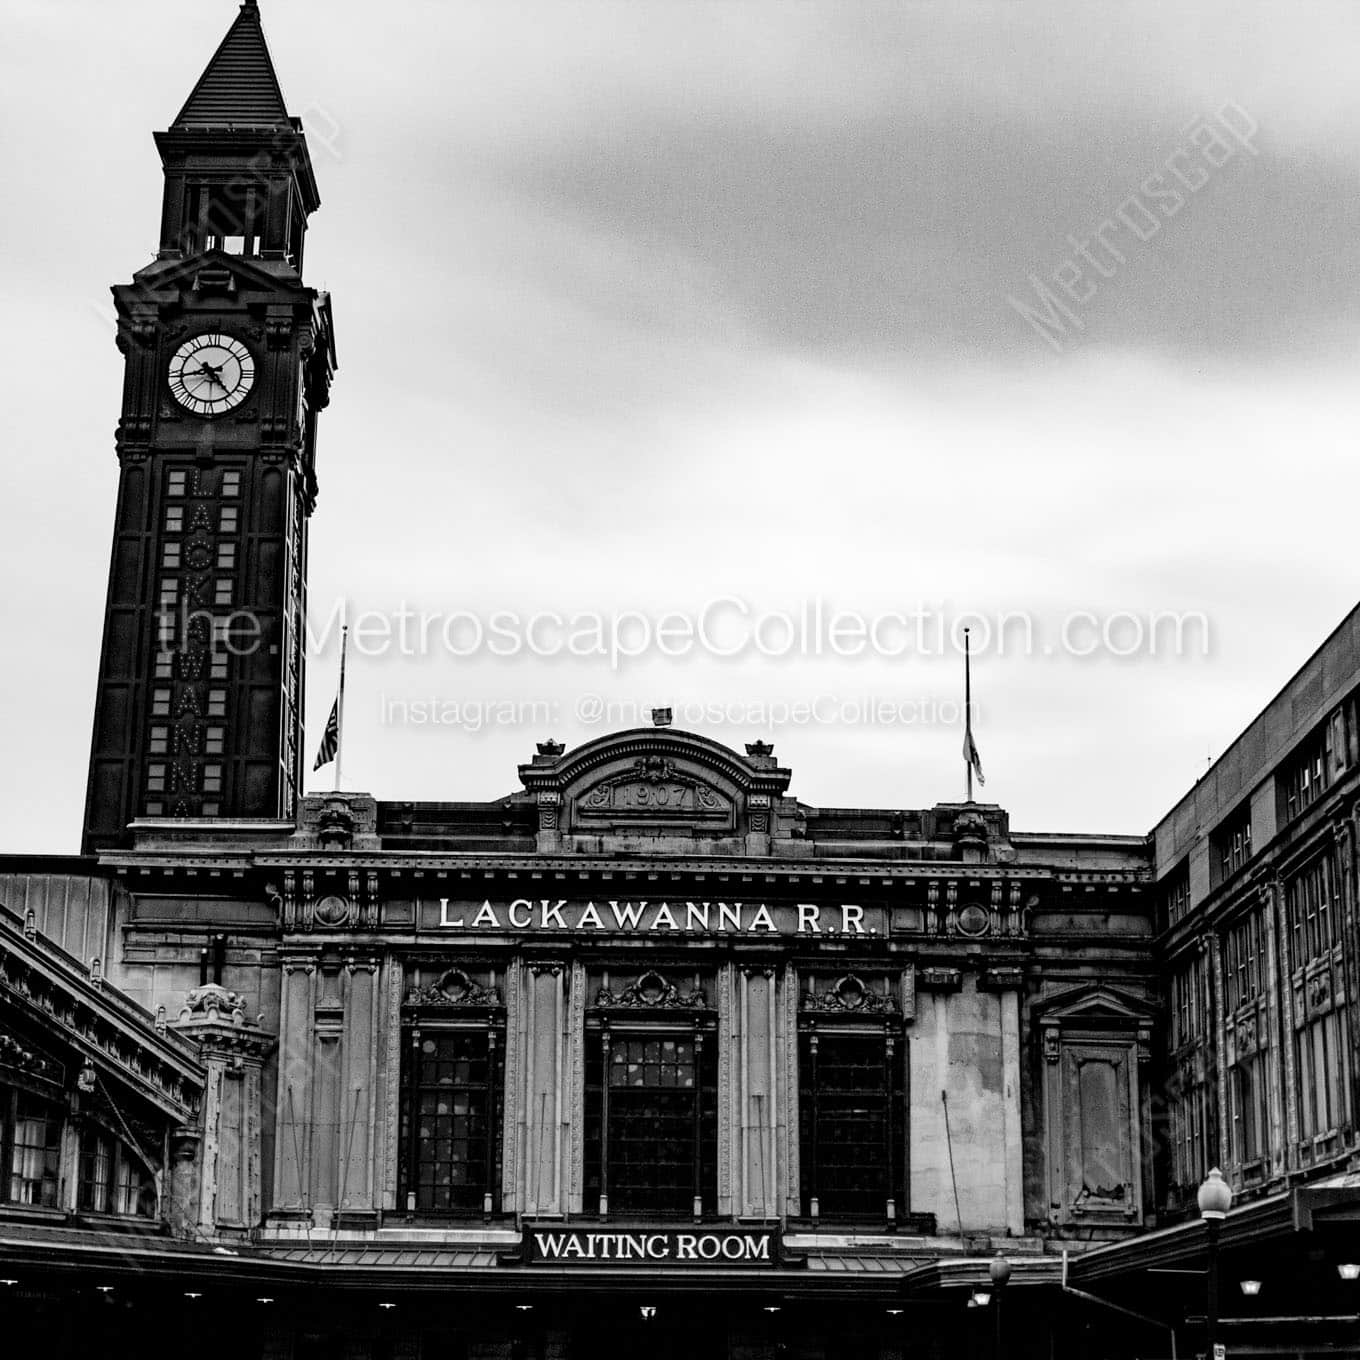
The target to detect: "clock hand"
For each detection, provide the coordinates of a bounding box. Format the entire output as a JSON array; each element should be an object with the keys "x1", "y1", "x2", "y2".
[{"x1": 186, "y1": 365, "x2": 227, "y2": 390}]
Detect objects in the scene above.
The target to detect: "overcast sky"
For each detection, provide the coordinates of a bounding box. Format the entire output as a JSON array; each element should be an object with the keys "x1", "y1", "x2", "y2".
[{"x1": 2, "y1": 1, "x2": 1359, "y2": 853}]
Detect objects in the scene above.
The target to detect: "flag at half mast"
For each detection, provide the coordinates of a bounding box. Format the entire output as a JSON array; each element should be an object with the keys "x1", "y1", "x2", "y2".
[
  {"x1": 962, "y1": 627, "x2": 985, "y2": 798},
  {"x1": 312, "y1": 622, "x2": 348, "y2": 790},
  {"x1": 313, "y1": 700, "x2": 339, "y2": 772}
]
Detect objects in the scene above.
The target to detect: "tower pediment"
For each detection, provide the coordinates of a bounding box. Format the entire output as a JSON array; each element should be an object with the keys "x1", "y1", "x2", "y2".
[{"x1": 519, "y1": 728, "x2": 792, "y2": 855}]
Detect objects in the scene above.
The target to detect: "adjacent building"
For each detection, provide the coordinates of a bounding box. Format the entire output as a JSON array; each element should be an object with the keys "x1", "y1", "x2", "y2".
[{"x1": 2, "y1": 4, "x2": 1358, "y2": 1357}]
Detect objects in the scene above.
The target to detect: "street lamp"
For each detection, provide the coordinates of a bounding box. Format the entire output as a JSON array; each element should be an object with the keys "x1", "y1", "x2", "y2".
[
  {"x1": 1197, "y1": 1168, "x2": 1233, "y2": 1360},
  {"x1": 990, "y1": 1254, "x2": 1012, "y2": 1360}
]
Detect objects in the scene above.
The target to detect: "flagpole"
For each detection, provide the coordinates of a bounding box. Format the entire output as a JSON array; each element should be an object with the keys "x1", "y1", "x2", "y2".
[
  {"x1": 334, "y1": 621, "x2": 348, "y2": 794},
  {"x1": 964, "y1": 627, "x2": 973, "y2": 803}
]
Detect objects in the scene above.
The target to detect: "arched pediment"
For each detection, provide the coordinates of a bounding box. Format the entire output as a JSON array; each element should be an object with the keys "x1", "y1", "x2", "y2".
[{"x1": 519, "y1": 728, "x2": 791, "y2": 854}]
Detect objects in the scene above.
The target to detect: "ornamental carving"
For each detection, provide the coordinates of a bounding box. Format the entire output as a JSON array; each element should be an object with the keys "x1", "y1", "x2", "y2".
[
  {"x1": 572, "y1": 750, "x2": 734, "y2": 825},
  {"x1": 280, "y1": 862, "x2": 379, "y2": 931},
  {"x1": 265, "y1": 315, "x2": 294, "y2": 349},
  {"x1": 316, "y1": 801, "x2": 357, "y2": 851},
  {"x1": 594, "y1": 970, "x2": 708, "y2": 1010},
  {"x1": 800, "y1": 973, "x2": 896, "y2": 1015},
  {"x1": 179, "y1": 983, "x2": 256, "y2": 1026},
  {"x1": 956, "y1": 903, "x2": 990, "y2": 937},
  {"x1": 578, "y1": 769, "x2": 730, "y2": 819},
  {"x1": 403, "y1": 968, "x2": 500, "y2": 1009},
  {"x1": 313, "y1": 894, "x2": 350, "y2": 928}
]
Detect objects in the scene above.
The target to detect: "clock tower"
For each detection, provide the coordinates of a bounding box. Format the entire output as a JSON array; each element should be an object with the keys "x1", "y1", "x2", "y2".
[{"x1": 82, "y1": 1, "x2": 336, "y2": 852}]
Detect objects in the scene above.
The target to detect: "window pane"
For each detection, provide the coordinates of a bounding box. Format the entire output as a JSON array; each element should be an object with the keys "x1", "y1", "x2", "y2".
[
  {"x1": 7, "y1": 1094, "x2": 61, "y2": 1207},
  {"x1": 585, "y1": 1030, "x2": 717, "y2": 1217},
  {"x1": 400, "y1": 1029, "x2": 502, "y2": 1213},
  {"x1": 799, "y1": 1032, "x2": 903, "y2": 1219}
]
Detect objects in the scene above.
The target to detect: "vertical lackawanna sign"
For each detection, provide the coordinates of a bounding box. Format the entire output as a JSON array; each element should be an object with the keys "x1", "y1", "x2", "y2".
[{"x1": 519, "y1": 1225, "x2": 780, "y2": 1266}]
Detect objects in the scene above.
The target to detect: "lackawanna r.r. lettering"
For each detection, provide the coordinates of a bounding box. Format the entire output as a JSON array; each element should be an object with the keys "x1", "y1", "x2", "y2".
[{"x1": 436, "y1": 898, "x2": 874, "y2": 934}]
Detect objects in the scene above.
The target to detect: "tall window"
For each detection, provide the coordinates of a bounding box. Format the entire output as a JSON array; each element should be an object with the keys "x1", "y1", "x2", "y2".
[
  {"x1": 796, "y1": 974, "x2": 904, "y2": 1224},
  {"x1": 1287, "y1": 853, "x2": 1351, "y2": 1142},
  {"x1": 1230, "y1": 1061, "x2": 1269, "y2": 1164},
  {"x1": 399, "y1": 968, "x2": 505, "y2": 1217},
  {"x1": 2, "y1": 1087, "x2": 61, "y2": 1208},
  {"x1": 1167, "y1": 952, "x2": 1213, "y2": 1194},
  {"x1": 401, "y1": 1031, "x2": 503, "y2": 1214},
  {"x1": 799, "y1": 1027, "x2": 904, "y2": 1221},
  {"x1": 584, "y1": 970, "x2": 718, "y2": 1218},
  {"x1": 1222, "y1": 910, "x2": 1265, "y2": 1014},
  {"x1": 1222, "y1": 911, "x2": 1271, "y2": 1169},
  {"x1": 77, "y1": 1128, "x2": 157, "y2": 1218}
]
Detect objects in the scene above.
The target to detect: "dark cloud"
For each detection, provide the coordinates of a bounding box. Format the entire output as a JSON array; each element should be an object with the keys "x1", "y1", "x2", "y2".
[{"x1": 445, "y1": 108, "x2": 1359, "y2": 361}]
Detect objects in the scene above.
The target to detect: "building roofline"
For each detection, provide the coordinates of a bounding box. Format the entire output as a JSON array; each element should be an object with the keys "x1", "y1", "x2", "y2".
[{"x1": 1149, "y1": 599, "x2": 1360, "y2": 840}]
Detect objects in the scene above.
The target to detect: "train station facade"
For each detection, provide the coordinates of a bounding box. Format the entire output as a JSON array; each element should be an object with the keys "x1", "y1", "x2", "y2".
[{"x1": 3, "y1": 4, "x2": 1360, "y2": 1356}]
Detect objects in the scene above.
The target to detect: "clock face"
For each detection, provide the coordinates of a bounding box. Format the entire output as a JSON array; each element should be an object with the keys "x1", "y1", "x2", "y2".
[{"x1": 167, "y1": 332, "x2": 255, "y2": 417}]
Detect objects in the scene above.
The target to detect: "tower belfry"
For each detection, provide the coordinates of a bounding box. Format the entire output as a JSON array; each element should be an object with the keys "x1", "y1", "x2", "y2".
[{"x1": 82, "y1": 1, "x2": 336, "y2": 851}]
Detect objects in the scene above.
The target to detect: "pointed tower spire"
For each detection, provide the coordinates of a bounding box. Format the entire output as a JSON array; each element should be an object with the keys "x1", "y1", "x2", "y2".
[
  {"x1": 152, "y1": 1, "x2": 319, "y2": 265},
  {"x1": 173, "y1": 1, "x2": 290, "y2": 129}
]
